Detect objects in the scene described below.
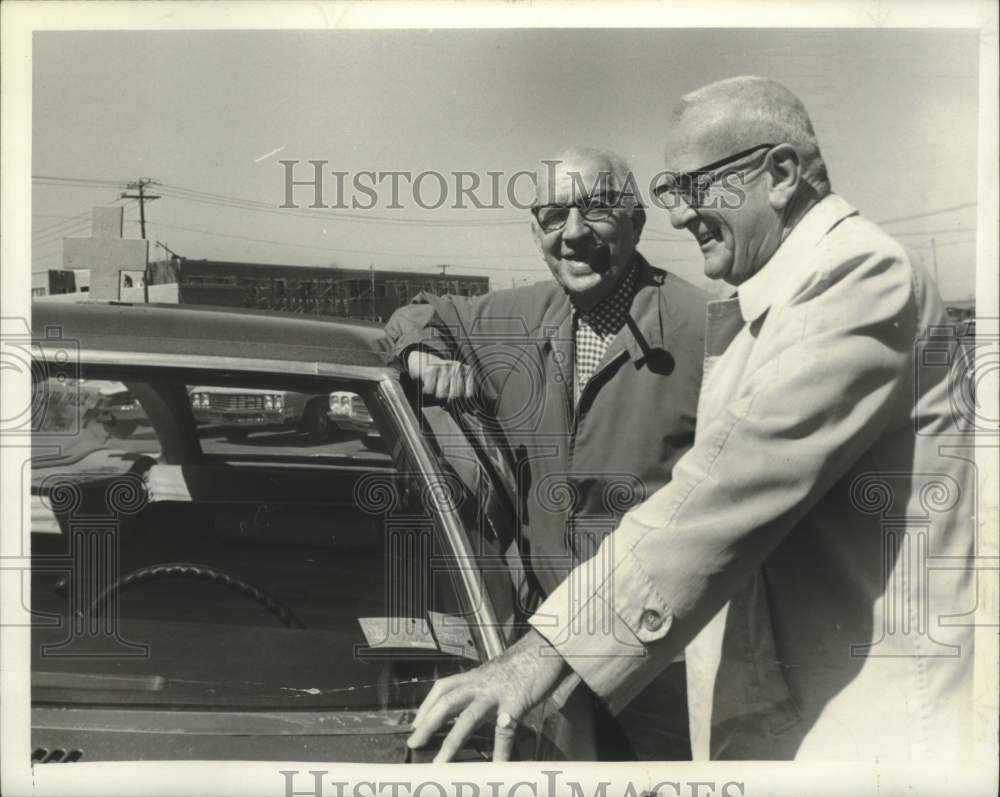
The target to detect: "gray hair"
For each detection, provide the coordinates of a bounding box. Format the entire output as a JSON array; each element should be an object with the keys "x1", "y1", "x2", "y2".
[{"x1": 674, "y1": 76, "x2": 831, "y2": 197}]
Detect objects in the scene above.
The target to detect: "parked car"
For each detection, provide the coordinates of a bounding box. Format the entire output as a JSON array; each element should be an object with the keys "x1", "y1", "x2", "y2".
[
  {"x1": 37, "y1": 378, "x2": 150, "y2": 439},
  {"x1": 89, "y1": 380, "x2": 151, "y2": 438},
  {"x1": 328, "y1": 389, "x2": 385, "y2": 451},
  {"x1": 29, "y1": 301, "x2": 593, "y2": 764},
  {"x1": 189, "y1": 384, "x2": 333, "y2": 442},
  {"x1": 327, "y1": 390, "x2": 373, "y2": 433}
]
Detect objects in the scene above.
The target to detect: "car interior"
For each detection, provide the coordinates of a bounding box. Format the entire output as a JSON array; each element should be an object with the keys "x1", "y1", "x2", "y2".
[{"x1": 29, "y1": 364, "x2": 526, "y2": 762}]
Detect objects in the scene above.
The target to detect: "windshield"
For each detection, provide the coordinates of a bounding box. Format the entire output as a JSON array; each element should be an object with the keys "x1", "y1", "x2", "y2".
[{"x1": 31, "y1": 368, "x2": 474, "y2": 711}]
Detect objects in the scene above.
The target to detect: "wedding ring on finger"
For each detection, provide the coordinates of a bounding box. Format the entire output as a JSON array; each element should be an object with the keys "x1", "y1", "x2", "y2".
[{"x1": 495, "y1": 711, "x2": 517, "y2": 733}]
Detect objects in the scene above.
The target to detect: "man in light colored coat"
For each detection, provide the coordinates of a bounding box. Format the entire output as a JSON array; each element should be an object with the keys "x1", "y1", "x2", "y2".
[{"x1": 407, "y1": 76, "x2": 976, "y2": 763}]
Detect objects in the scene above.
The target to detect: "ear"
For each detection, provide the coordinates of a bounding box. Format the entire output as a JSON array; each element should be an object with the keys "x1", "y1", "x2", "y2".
[
  {"x1": 631, "y1": 206, "x2": 647, "y2": 245},
  {"x1": 766, "y1": 144, "x2": 801, "y2": 211}
]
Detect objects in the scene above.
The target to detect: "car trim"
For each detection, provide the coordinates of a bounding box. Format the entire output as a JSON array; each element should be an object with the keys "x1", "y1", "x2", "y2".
[
  {"x1": 33, "y1": 706, "x2": 418, "y2": 736},
  {"x1": 378, "y1": 378, "x2": 505, "y2": 663},
  {"x1": 33, "y1": 346, "x2": 396, "y2": 382}
]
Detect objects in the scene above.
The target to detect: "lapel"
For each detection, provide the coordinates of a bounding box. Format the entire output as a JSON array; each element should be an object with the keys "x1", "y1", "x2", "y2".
[
  {"x1": 535, "y1": 253, "x2": 679, "y2": 414},
  {"x1": 537, "y1": 293, "x2": 575, "y2": 417},
  {"x1": 736, "y1": 193, "x2": 860, "y2": 324},
  {"x1": 593, "y1": 254, "x2": 678, "y2": 381}
]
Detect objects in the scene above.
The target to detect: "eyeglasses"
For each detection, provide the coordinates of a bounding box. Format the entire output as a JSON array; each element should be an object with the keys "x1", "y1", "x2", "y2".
[
  {"x1": 531, "y1": 192, "x2": 634, "y2": 233},
  {"x1": 653, "y1": 143, "x2": 776, "y2": 209}
]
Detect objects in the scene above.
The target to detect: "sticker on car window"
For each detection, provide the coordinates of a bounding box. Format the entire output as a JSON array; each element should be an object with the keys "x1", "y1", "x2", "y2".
[
  {"x1": 428, "y1": 611, "x2": 479, "y2": 661},
  {"x1": 357, "y1": 616, "x2": 438, "y2": 651}
]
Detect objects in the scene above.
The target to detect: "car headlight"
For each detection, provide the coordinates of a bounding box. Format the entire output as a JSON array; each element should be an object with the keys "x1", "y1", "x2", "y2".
[
  {"x1": 273, "y1": 394, "x2": 284, "y2": 411},
  {"x1": 264, "y1": 395, "x2": 274, "y2": 411},
  {"x1": 329, "y1": 394, "x2": 350, "y2": 415}
]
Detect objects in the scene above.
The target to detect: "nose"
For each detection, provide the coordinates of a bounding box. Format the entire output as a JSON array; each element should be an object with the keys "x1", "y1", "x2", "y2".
[
  {"x1": 667, "y1": 198, "x2": 698, "y2": 230},
  {"x1": 561, "y1": 208, "x2": 590, "y2": 241}
]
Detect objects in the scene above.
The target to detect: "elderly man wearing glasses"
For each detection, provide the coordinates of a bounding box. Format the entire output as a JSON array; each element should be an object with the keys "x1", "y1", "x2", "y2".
[
  {"x1": 384, "y1": 146, "x2": 709, "y2": 760},
  {"x1": 405, "y1": 77, "x2": 975, "y2": 764}
]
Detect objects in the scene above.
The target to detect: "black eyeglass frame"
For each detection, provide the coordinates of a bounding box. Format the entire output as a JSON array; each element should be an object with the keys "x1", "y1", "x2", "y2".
[
  {"x1": 530, "y1": 191, "x2": 641, "y2": 233},
  {"x1": 653, "y1": 143, "x2": 778, "y2": 207}
]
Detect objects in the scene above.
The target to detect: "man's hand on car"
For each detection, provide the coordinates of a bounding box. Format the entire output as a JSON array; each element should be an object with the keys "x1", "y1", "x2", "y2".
[
  {"x1": 407, "y1": 349, "x2": 476, "y2": 401},
  {"x1": 406, "y1": 628, "x2": 569, "y2": 762}
]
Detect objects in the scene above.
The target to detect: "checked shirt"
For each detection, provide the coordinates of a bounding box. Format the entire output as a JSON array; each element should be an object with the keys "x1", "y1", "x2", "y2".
[{"x1": 573, "y1": 264, "x2": 639, "y2": 403}]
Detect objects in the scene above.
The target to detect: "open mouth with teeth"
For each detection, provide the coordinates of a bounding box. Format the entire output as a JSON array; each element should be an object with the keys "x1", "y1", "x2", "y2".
[
  {"x1": 562, "y1": 257, "x2": 596, "y2": 274},
  {"x1": 694, "y1": 226, "x2": 723, "y2": 249}
]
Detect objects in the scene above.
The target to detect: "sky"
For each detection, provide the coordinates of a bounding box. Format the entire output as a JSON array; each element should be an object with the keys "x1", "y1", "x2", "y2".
[{"x1": 30, "y1": 28, "x2": 981, "y2": 299}]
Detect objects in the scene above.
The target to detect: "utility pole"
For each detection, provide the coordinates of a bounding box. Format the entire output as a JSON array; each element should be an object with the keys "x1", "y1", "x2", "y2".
[
  {"x1": 121, "y1": 179, "x2": 160, "y2": 302},
  {"x1": 439, "y1": 264, "x2": 449, "y2": 276},
  {"x1": 370, "y1": 264, "x2": 376, "y2": 321},
  {"x1": 929, "y1": 237, "x2": 940, "y2": 285},
  {"x1": 154, "y1": 240, "x2": 180, "y2": 260}
]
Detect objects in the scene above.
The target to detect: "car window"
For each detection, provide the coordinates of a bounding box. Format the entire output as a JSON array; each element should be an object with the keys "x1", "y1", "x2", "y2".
[
  {"x1": 32, "y1": 378, "x2": 162, "y2": 470},
  {"x1": 417, "y1": 405, "x2": 523, "y2": 643},
  {"x1": 190, "y1": 385, "x2": 392, "y2": 464},
  {"x1": 31, "y1": 368, "x2": 474, "y2": 714}
]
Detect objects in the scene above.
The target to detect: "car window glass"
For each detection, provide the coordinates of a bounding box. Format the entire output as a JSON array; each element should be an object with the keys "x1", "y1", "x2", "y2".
[
  {"x1": 33, "y1": 377, "x2": 162, "y2": 470},
  {"x1": 31, "y1": 370, "x2": 473, "y2": 717},
  {"x1": 189, "y1": 385, "x2": 391, "y2": 464},
  {"x1": 418, "y1": 405, "x2": 522, "y2": 642}
]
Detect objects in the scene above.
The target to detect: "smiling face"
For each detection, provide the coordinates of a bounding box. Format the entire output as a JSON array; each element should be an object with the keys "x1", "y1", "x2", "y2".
[
  {"x1": 531, "y1": 152, "x2": 644, "y2": 309},
  {"x1": 663, "y1": 115, "x2": 783, "y2": 286}
]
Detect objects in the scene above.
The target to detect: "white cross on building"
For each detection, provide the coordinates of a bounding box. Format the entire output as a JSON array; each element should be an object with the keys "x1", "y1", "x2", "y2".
[{"x1": 62, "y1": 206, "x2": 148, "y2": 301}]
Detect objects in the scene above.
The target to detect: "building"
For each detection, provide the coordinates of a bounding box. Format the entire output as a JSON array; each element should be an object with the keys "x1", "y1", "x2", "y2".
[
  {"x1": 175, "y1": 259, "x2": 489, "y2": 322},
  {"x1": 32, "y1": 269, "x2": 89, "y2": 298}
]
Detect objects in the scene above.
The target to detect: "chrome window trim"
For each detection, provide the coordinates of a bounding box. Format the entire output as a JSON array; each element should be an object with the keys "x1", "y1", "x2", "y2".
[
  {"x1": 378, "y1": 378, "x2": 506, "y2": 662},
  {"x1": 32, "y1": 346, "x2": 395, "y2": 382}
]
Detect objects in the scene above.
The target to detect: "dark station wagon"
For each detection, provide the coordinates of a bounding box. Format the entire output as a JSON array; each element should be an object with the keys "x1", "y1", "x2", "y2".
[{"x1": 29, "y1": 301, "x2": 595, "y2": 764}]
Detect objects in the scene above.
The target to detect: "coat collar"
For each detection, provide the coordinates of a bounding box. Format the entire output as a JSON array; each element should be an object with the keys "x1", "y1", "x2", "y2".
[
  {"x1": 737, "y1": 193, "x2": 859, "y2": 323},
  {"x1": 537, "y1": 252, "x2": 678, "y2": 366},
  {"x1": 618, "y1": 252, "x2": 678, "y2": 362}
]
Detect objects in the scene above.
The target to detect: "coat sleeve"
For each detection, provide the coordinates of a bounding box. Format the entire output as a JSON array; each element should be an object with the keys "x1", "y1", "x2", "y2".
[
  {"x1": 383, "y1": 290, "x2": 499, "y2": 363},
  {"x1": 528, "y1": 229, "x2": 920, "y2": 713}
]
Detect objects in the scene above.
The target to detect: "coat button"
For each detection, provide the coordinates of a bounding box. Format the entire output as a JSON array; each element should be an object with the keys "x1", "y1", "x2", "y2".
[{"x1": 640, "y1": 610, "x2": 664, "y2": 632}]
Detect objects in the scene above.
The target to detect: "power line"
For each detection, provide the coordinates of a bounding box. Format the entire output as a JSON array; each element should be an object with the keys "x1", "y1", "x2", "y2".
[
  {"x1": 157, "y1": 183, "x2": 525, "y2": 228},
  {"x1": 143, "y1": 219, "x2": 549, "y2": 270},
  {"x1": 35, "y1": 173, "x2": 529, "y2": 228},
  {"x1": 32, "y1": 198, "x2": 136, "y2": 244},
  {"x1": 877, "y1": 202, "x2": 976, "y2": 225},
  {"x1": 890, "y1": 226, "x2": 976, "y2": 238},
  {"x1": 33, "y1": 174, "x2": 128, "y2": 186},
  {"x1": 33, "y1": 219, "x2": 86, "y2": 242},
  {"x1": 32, "y1": 194, "x2": 134, "y2": 249},
  {"x1": 932, "y1": 238, "x2": 976, "y2": 249},
  {"x1": 35, "y1": 174, "x2": 978, "y2": 224},
  {"x1": 32, "y1": 210, "x2": 93, "y2": 238},
  {"x1": 32, "y1": 222, "x2": 93, "y2": 248}
]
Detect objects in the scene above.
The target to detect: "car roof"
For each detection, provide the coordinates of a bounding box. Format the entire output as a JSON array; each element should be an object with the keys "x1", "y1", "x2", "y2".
[{"x1": 32, "y1": 301, "x2": 395, "y2": 369}]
